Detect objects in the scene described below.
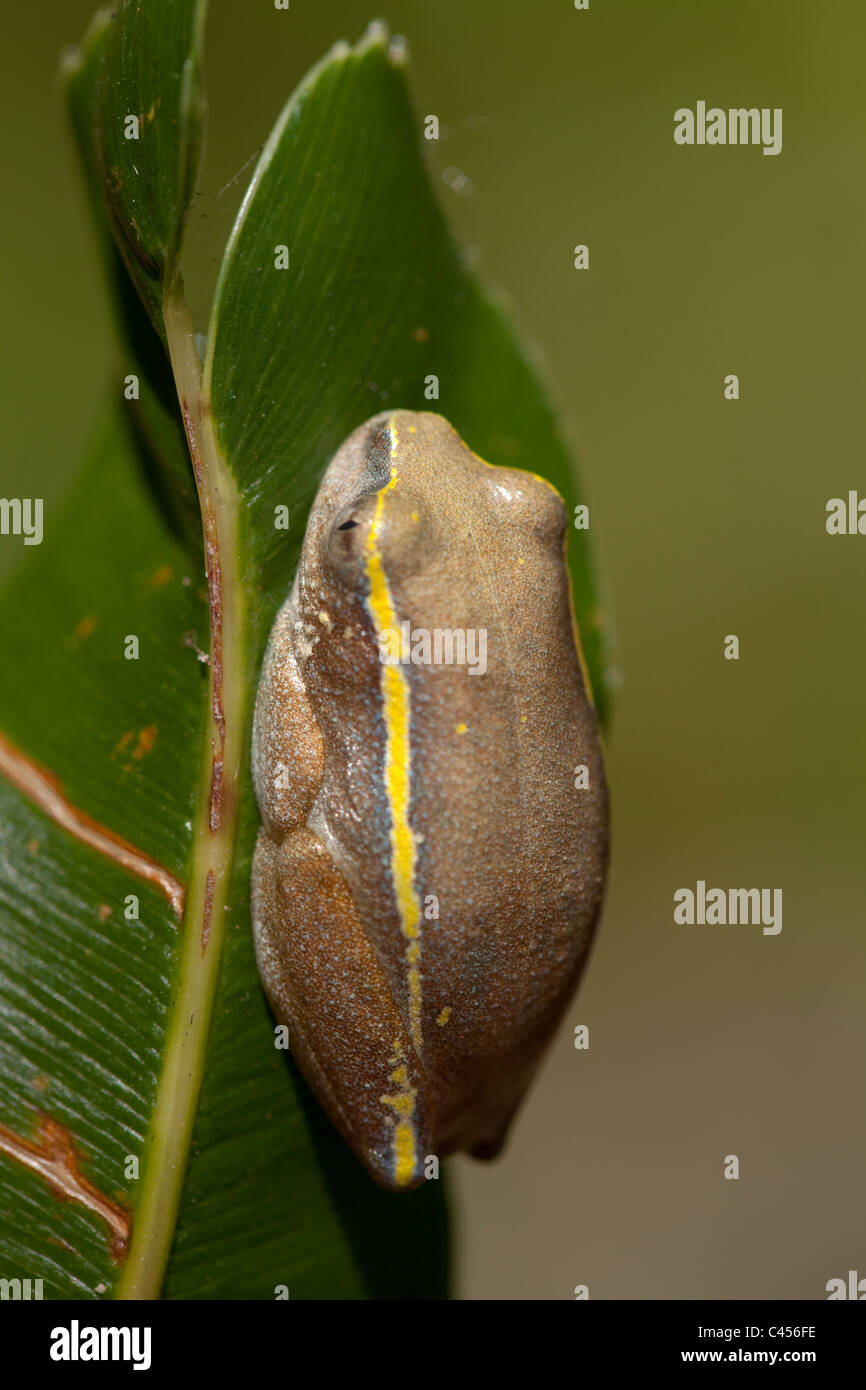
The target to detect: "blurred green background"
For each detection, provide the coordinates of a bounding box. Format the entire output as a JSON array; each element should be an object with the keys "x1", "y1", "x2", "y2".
[{"x1": 2, "y1": 0, "x2": 864, "y2": 1298}]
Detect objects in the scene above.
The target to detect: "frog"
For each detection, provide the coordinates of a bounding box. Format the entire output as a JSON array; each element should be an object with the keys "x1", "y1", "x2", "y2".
[{"x1": 251, "y1": 409, "x2": 609, "y2": 1190}]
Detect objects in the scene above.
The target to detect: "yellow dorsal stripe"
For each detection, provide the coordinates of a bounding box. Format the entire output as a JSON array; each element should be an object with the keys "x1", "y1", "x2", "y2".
[
  {"x1": 364, "y1": 423, "x2": 423, "y2": 1186},
  {"x1": 380, "y1": 1042, "x2": 418, "y2": 1187}
]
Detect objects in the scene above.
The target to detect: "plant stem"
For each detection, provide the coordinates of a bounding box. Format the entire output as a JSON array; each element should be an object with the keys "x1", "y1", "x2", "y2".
[{"x1": 116, "y1": 278, "x2": 247, "y2": 1299}]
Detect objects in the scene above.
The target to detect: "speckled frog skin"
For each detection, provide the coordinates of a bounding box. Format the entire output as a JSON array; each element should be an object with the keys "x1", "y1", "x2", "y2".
[{"x1": 251, "y1": 410, "x2": 609, "y2": 1190}]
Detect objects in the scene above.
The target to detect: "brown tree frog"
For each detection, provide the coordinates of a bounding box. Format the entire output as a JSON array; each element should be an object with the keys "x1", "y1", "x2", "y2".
[{"x1": 251, "y1": 410, "x2": 609, "y2": 1190}]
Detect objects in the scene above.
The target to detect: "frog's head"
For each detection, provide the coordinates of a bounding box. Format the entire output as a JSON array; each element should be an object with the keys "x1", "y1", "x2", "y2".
[{"x1": 299, "y1": 409, "x2": 568, "y2": 625}]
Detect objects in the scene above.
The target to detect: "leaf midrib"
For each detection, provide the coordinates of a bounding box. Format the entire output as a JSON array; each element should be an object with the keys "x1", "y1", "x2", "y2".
[{"x1": 115, "y1": 278, "x2": 247, "y2": 1299}]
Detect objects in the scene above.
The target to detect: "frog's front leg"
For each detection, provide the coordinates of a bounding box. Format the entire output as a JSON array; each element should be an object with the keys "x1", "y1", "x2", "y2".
[{"x1": 251, "y1": 825, "x2": 432, "y2": 1190}]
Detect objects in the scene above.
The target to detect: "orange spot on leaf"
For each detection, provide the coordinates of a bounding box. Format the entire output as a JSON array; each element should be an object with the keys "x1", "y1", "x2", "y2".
[
  {"x1": 145, "y1": 564, "x2": 173, "y2": 591},
  {"x1": 112, "y1": 731, "x2": 134, "y2": 759},
  {"x1": 131, "y1": 725, "x2": 157, "y2": 761}
]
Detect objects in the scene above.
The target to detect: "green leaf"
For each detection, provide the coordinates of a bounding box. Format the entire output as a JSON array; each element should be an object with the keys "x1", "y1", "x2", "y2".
[
  {"x1": 94, "y1": 0, "x2": 207, "y2": 334},
  {"x1": 0, "y1": 415, "x2": 204, "y2": 1295},
  {"x1": 1, "y1": 0, "x2": 610, "y2": 1301},
  {"x1": 62, "y1": 7, "x2": 201, "y2": 550},
  {"x1": 205, "y1": 27, "x2": 612, "y2": 716}
]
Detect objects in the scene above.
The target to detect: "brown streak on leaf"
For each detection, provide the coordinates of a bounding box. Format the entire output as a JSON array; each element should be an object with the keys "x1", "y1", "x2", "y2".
[
  {"x1": 0, "y1": 730, "x2": 184, "y2": 917},
  {"x1": 181, "y1": 398, "x2": 203, "y2": 487},
  {"x1": 209, "y1": 757, "x2": 223, "y2": 832},
  {"x1": 203, "y1": 506, "x2": 225, "y2": 750},
  {"x1": 201, "y1": 868, "x2": 215, "y2": 953},
  {"x1": 0, "y1": 1114, "x2": 131, "y2": 1262},
  {"x1": 182, "y1": 395, "x2": 226, "y2": 834}
]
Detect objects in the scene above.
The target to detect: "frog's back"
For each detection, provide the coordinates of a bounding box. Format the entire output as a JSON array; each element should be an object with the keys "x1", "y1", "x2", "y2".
[{"x1": 252, "y1": 410, "x2": 609, "y2": 1180}]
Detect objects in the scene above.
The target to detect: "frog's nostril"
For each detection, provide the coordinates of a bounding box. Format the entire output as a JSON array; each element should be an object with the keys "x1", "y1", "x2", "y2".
[{"x1": 338, "y1": 519, "x2": 359, "y2": 531}]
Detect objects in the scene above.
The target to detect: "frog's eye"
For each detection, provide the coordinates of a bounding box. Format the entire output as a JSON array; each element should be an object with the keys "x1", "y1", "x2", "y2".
[{"x1": 326, "y1": 496, "x2": 379, "y2": 583}]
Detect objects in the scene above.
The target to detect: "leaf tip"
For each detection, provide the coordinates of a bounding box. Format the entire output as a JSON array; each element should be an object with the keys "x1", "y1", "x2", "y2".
[
  {"x1": 58, "y1": 5, "x2": 114, "y2": 87},
  {"x1": 326, "y1": 38, "x2": 352, "y2": 66},
  {"x1": 387, "y1": 33, "x2": 410, "y2": 67},
  {"x1": 357, "y1": 18, "x2": 410, "y2": 62},
  {"x1": 58, "y1": 43, "x2": 82, "y2": 83},
  {"x1": 357, "y1": 19, "x2": 390, "y2": 54},
  {"x1": 352, "y1": 20, "x2": 411, "y2": 71}
]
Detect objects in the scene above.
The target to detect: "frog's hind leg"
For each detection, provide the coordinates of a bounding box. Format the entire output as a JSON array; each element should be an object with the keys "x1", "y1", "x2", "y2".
[{"x1": 251, "y1": 825, "x2": 432, "y2": 1191}]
